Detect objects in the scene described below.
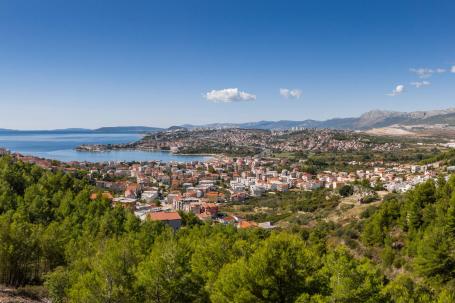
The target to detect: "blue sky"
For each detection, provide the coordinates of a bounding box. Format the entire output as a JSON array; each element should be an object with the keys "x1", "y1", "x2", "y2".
[{"x1": 0, "y1": 0, "x2": 454, "y2": 129}]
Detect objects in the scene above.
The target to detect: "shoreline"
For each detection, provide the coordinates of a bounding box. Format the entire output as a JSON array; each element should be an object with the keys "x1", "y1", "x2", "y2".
[
  {"x1": 5, "y1": 149, "x2": 218, "y2": 165},
  {"x1": 75, "y1": 147, "x2": 219, "y2": 158}
]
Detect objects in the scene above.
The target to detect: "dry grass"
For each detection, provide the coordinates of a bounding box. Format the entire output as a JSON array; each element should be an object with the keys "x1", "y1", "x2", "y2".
[{"x1": 0, "y1": 286, "x2": 47, "y2": 303}]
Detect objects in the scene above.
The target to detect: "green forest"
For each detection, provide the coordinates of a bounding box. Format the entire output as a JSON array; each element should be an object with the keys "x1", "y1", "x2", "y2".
[{"x1": 1, "y1": 155, "x2": 455, "y2": 302}]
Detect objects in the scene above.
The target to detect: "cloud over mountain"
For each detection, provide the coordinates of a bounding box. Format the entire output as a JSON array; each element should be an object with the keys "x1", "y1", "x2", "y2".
[{"x1": 387, "y1": 84, "x2": 405, "y2": 96}]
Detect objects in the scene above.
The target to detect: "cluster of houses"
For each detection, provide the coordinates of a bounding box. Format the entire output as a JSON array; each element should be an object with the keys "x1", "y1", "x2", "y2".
[
  {"x1": 228, "y1": 161, "x2": 443, "y2": 197},
  {"x1": 82, "y1": 156, "x2": 450, "y2": 230},
  {"x1": 84, "y1": 128, "x2": 403, "y2": 155},
  {"x1": 2, "y1": 148, "x2": 454, "y2": 230}
]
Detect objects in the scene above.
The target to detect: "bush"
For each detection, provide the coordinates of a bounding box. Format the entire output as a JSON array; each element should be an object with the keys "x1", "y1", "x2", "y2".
[
  {"x1": 339, "y1": 185, "x2": 354, "y2": 197},
  {"x1": 360, "y1": 206, "x2": 378, "y2": 219}
]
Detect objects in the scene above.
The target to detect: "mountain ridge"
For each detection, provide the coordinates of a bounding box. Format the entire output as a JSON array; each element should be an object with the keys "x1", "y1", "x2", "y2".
[
  {"x1": 180, "y1": 108, "x2": 455, "y2": 130},
  {"x1": 0, "y1": 126, "x2": 164, "y2": 134},
  {"x1": 1, "y1": 108, "x2": 454, "y2": 133}
]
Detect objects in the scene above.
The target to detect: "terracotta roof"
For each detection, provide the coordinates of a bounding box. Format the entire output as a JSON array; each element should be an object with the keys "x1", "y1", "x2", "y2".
[
  {"x1": 206, "y1": 192, "x2": 219, "y2": 197},
  {"x1": 127, "y1": 183, "x2": 139, "y2": 191},
  {"x1": 202, "y1": 202, "x2": 217, "y2": 208},
  {"x1": 223, "y1": 216, "x2": 236, "y2": 222},
  {"x1": 238, "y1": 220, "x2": 258, "y2": 229},
  {"x1": 149, "y1": 212, "x2": 181, "y2": 221},
  {"x1": 90, "y1": 192, "x2": 113, "y2": 201}
]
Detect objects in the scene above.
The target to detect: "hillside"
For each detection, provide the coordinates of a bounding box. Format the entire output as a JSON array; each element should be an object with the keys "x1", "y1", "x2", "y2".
[
  {"x1": 92, "y1": 126, "x2": 163, "y2": 133},
  {"x1": 2, "y1": 108, "x2": 455, "y2": 135},
  {"x1": 76, "y1": 128, "x2": 404, "y2": 156},
  {"x1": 181, "y1": 107, "x2": 455, "y2": 130},
  {"x1": 2, "y1": 155, "x2": 455, "y2": 302}
]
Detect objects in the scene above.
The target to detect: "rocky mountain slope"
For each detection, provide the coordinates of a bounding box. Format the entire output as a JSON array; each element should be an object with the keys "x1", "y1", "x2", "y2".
[
  {"x1": 181, "y1": 108, "x2": 455, "y2": 130},
  {"x1": 2, "y1": 108, "x2": 454, "y2": 133}
]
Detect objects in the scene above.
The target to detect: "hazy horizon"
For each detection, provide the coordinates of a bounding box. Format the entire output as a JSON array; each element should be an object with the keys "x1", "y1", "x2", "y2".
[{"x1": 2, "y1": 105, "x2": 455, "y2": 131}]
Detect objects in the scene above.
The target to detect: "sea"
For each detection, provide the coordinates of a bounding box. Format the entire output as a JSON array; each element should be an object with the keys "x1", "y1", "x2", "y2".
[{"x1": 0, "y1": 133, "x2": 210, "y2": 163}]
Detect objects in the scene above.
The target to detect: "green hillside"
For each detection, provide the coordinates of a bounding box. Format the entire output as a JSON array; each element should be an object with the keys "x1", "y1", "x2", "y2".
[{"x1": 1, "y1": 156, "x2": 455, "y2": 302}]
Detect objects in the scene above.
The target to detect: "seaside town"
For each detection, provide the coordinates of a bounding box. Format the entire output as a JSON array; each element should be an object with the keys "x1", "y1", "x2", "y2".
[
  {"x1": 76, "y1": 127, "x2": 404, "y2": 155},
  {"x1": 4, "y1": 2, "x2": 455, "y2": 301},
  {"x1": 3, "y1": 140, "x2": 454, "y2": 231}
]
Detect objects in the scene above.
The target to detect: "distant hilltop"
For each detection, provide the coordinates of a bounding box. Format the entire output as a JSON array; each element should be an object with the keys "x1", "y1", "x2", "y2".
[
  {"x1": 1, "y1": 107, "x2": 455, "y2": 134},
  {"x1": 180, "y1": 107, "x2": 455, "y2": 130}
]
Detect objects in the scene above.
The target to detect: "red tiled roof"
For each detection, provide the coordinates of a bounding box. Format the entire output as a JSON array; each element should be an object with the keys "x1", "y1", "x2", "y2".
[
  {"x1": 90, "y1": 192, "x2": 113, "y2": 201},
  {"x1": 238, "y1": 220, "x2": 258, "y2": 229},
  {"x1": 149, "y1": 212, "x2": 181, "y2": 221},
  {"x1": 202, "y1": 202, "x2": 217, "y2": 208},
  {"x1": 206, "y1": 192, "x2": 219, "y2": 197}
]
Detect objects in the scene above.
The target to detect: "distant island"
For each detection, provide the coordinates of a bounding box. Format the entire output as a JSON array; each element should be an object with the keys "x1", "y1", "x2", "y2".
[{"x1": 0, "y1": 126, "x2": 163, "y2": 135}]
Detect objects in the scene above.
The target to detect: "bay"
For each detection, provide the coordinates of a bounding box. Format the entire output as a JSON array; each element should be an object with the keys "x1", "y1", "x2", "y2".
[{"x1": 0, "y1": 133, "x2": 210, "y2": 163}]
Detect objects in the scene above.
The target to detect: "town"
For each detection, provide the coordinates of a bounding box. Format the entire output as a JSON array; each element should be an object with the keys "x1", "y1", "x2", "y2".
[
  {"x1": 76, "y1": 127, "x2": 404, "y2": 155},
  {"x1": 4, "y1": 136, "x2": 454, "y2": 232}
]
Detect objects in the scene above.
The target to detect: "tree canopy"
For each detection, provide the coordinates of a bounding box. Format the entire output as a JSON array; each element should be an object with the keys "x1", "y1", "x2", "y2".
[{"x1": 1, "y1": 155, "x2": 455, "y2": 302}]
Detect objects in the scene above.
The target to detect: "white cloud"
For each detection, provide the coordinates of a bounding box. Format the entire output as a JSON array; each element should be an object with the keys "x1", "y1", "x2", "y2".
[
  {"x1": 410, "y1": 67, "x2": 445, "y2": 78},
  {"x1": 205, "y1": 88, "x2": 256, "y2": 103},
  {"x1": 410, "y1": 80, "x2": 430, "y2": 88},
  {"x1": 451, "y1": 65, "x2": 455, "y2": 73},
  {"x1": 280, "y1": 88, "x2": 302, "y2": 99},
  {"x1": 387, "y1": 84, "x2": 405, "y2": 96}
]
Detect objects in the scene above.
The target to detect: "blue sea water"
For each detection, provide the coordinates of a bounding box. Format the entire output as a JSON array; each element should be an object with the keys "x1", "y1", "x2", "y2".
[{"x1": 0, "y1": 133, "x2": 210, "y2": 163}]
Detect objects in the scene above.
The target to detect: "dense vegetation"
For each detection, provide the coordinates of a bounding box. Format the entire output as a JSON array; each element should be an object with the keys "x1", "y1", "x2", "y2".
[
  {"x1": 272, "y1": 146, "x2": 446, "y2": 175},
  {"x1": 239, "y1": 190, "x2": 340, "y2": 212},
  {"x1": 418, "y1": 148, "x2": 455, "y2": 166},
  {"x1": 358, "y1": 177, "x2": 455, "y2": 301},
  {"x1": 1, "y1": 155, "x2": 455, "y2": 302}
]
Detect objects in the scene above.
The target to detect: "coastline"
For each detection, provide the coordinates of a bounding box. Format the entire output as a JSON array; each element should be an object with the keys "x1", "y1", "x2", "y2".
[
  {"x1": 0, "y1": 133, "x2": 217, "y2": 163},
  {"x1": 75, "y1": 147, "x2": 218, "y2": 158},
  {"x1": 6, "y1": 149, "x2": 217, "y2": 164}
]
